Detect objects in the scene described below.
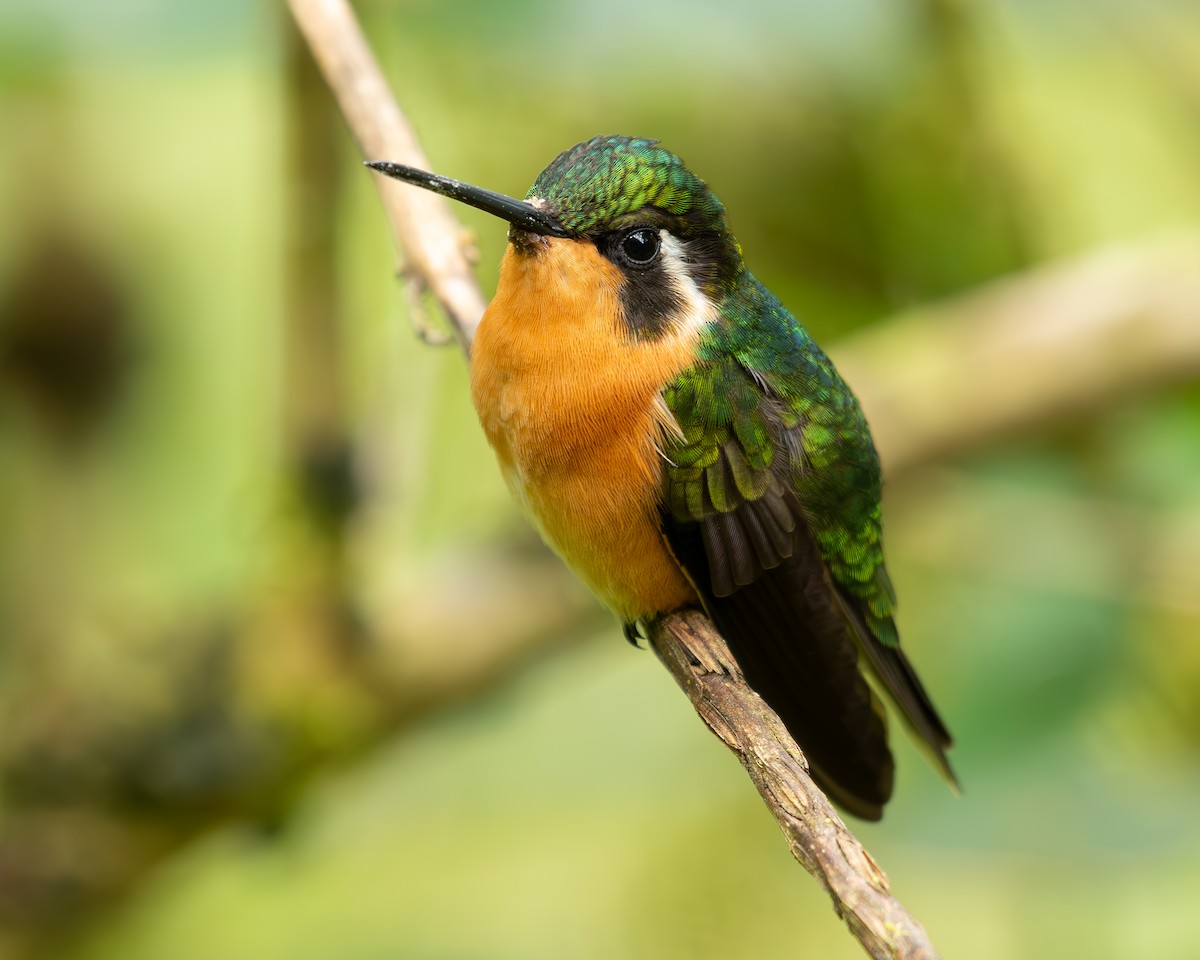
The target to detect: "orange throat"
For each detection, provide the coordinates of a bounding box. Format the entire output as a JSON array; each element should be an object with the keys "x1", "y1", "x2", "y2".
[{"x1": 470, "y1": 237, "x2": 701, "y2": 622}]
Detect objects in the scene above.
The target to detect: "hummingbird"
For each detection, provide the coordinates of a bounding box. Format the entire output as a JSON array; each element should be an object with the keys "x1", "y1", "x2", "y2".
[{"x1": 367, "y1": 136, "x2": 955, "y2": 819}]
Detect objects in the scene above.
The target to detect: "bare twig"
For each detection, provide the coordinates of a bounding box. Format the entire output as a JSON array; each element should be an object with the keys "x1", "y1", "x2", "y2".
[
  {"x1": 288, "y1": 0, "x2": 485, "y2": 351},
  {"x1": 650, "y1": 611, "x2": 940, "y2": 960}
]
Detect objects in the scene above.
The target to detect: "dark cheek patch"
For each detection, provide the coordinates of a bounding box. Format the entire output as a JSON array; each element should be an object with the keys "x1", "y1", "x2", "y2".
[{"x1": 618, "y1": 265, "x2": 685, "y2": 341}]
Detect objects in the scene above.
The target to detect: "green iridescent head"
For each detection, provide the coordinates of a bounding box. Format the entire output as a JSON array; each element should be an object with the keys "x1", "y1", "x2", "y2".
[
  {"x1": 365, "y1": 135, "x2": 744, "y2": 313},
  {"x1": 528, "y1": 136, "x2": 729, "y2": 239}
]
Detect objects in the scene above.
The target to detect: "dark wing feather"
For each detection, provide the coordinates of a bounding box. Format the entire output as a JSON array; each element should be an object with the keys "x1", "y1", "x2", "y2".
[{"x1": 664, "y1": 464, "x2": 957, "y2": 816}]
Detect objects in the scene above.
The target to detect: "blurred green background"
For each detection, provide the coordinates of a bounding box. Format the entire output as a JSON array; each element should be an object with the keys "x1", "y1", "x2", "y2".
[{"x1": 2, "y1": 0, "x2": 1200, "y2": 958}]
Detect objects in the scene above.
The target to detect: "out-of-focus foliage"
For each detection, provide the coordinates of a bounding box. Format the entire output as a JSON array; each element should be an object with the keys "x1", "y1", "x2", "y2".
[{"x1": 1, "y1": 0, "x2": 1199, "y2": 958}]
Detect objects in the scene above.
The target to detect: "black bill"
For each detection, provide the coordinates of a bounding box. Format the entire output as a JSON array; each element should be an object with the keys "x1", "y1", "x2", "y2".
[{"x1": 365, "y1": 160, "x2": 570, "y2": 238}]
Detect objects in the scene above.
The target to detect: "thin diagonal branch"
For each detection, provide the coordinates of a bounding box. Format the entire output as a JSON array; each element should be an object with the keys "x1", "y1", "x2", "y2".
[
  {"x1": 288, "y1": 0, "x2": 485, "y2": 350},
  {"x1": 650, "y1": 611, "x2": 940, "y2": 960},
  {"x1": 285, "y1": 2, "x2": 944, "y2": 959}
]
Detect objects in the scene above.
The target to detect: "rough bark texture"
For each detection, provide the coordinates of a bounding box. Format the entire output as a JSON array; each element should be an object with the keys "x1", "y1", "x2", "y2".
[{"x1": 650, "y1": 611, "x2": 941, "y2": 960}]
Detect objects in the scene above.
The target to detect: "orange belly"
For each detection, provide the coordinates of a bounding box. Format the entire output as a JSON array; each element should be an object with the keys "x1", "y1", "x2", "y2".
[{"x1": 470, "y1": 238, "x2": 700, "y2": 622}]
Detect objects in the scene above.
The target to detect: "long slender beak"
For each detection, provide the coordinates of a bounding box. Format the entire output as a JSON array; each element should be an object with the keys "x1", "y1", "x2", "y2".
[{"x1": 365, "y1": 160, "x2": 571, "y2": 238}]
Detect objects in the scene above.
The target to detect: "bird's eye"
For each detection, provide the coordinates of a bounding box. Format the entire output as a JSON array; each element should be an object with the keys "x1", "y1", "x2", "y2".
[{"x1": 618, "y1": 228, "x2": 660, "y2": 266}]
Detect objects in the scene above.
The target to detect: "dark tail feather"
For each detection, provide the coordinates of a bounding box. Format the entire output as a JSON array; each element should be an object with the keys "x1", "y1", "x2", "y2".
[
  {"x1": 840, "y1": 599, "x2": 957, "y2": 789},
  {"x1": 708, "y1": 550, "x2": 895, "y2": 820},
  {"x1": 662, "y1": 505, "x2": 958, "y2": 820}
]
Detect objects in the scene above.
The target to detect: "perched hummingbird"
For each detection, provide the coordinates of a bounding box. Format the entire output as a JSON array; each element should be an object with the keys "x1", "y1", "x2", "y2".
[{"x1": 368, "y1": 136, "x2": 954, "y2": 819}]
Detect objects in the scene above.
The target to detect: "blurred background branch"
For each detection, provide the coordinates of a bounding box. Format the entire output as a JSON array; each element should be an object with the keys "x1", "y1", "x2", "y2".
[{"x1": 841, "y1": 232, "x2": 1200, "y2": 479}]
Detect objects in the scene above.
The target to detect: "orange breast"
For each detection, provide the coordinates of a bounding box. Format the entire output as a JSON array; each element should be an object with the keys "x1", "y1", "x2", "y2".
[{"x1": 470, "y1": 238, "x2": 700, "y2": 622}]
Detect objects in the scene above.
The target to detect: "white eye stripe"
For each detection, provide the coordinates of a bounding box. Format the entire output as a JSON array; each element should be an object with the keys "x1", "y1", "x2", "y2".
[{"x1": 658, "y1": 231, "x2": 715, "y2": 336}]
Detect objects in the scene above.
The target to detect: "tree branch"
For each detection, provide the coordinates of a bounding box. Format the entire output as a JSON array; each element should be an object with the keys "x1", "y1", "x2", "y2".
[
  {"x1": 285, "y1": 2, "x2": 947, "y2": 959},
  {"x1": 650, "y1": 611, "x2": 940, "y2": 960},
  {"x1": 288, "y1": 0, "x2": 485, "y2": 350}
]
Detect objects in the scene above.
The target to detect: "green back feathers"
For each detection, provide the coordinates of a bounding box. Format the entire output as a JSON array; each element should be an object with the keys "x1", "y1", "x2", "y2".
[
  {"x1": 664, "y1": 278, "x2": 900, "y2": 647},
  {"x1": 529, "y1": 136, "x2": 728, "y2": 238}
]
